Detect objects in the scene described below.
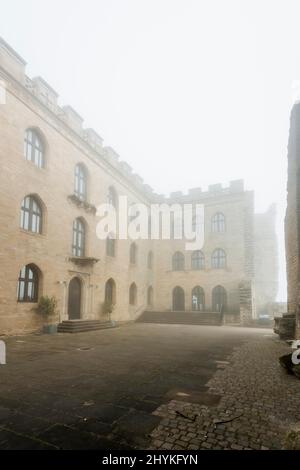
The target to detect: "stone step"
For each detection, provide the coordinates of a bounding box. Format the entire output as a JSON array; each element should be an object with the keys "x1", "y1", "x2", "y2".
[
  {"x1": 59, "y1": 320, "x2": 110, "y2": 325},
  {"x1": 137, "y1": 311, "x2": 223, "y2": 326},
  {"x1": 57, "y1": 320, "x2": 115, "y2": 334}
]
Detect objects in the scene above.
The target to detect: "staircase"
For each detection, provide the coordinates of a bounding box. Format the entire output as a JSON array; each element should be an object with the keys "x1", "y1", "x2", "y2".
[
  {"x1": 137, "y1": 311, "x2": 223, "y2": 326},
  {"x1": 57, "y1": 320, "x2": 116, "y2": 334}
]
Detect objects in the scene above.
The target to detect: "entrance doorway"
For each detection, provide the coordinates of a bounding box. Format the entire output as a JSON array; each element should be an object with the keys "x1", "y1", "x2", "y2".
[
  {"x1": 173, "y1": 286, "x2": 185, "y2": 311},
  {"x1": 68, "y1": 277, "x2": 82, "y2": 320},
  {"x1": 212, "y1": 285, "x2": 227, "y2": 312},
  {"x1": 192, "y1": 286, "x2": 205, "y2": 311}
]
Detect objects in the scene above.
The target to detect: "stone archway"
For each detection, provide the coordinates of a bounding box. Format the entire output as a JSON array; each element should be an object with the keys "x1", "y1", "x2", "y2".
[{"x1": 173, "y1": 286, "x2": 185, "y2": 311}]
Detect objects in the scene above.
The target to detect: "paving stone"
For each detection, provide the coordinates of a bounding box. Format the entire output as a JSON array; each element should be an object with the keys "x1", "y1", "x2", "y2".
[
  {"x1": 148, "y1": 335, "x2": 300, "y2": 450},
  {"x1": 38, "y1": 424, "x2": 124, "y2": 450},
  {"x1": 1, "y1": 326, "x2": 297, "y2": 450}
]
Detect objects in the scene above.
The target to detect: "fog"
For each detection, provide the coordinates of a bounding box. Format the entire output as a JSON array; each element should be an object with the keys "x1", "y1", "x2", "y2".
[{"x1": 1, "y1": 0, "x2": 298, "y2": 301}]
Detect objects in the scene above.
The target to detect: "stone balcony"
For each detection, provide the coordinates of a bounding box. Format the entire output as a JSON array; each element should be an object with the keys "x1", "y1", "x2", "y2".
[{"x1": 68, "y1": 256, "x2": 99, "y2": 267}]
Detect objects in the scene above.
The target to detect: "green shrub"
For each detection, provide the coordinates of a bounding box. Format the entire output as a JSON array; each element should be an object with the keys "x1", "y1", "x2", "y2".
[
  {"x1": 102, "y1": 300, "x2": 114, "y2": 315},
  {"x1": 36, "y1": 296, "x2": 58, "y2": 317},
  {"x1": 102, "y1": 300, "x2": 115, "y2": 322}
]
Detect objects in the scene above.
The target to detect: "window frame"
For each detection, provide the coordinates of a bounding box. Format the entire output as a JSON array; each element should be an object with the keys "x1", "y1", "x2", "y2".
[
  {"x1": 172, "y1": 251, "x2": 185, "y2": 271},
  {"x1": 106, "y1": 233, "x2": 116, "y2": 257},
  {"x1": 72, "y1": 218, "x2": 86, "y2": 257},
  {"x1": 17, "y1": 264, "x2": 39, "y2": 303},
  {"x1": 75, "y1": 164, "x2": 87, "y2": 201},
  {"x1": 24, "y1": 129, "x2": 44, "y2": 169},
  {"x1": 211, "y1": 248, "x2": 226, "y2": 269},
  {"x1": 108, "y1": 186, "x2": 118, "y2": 209},
  {"x1": 191, "y1": 250, "x2": 205, "y2": 270},
  {"x1": 211, "y1": 212, "x2": 226, "y2": 233},
  {"x1": 20, "y1": 196, "x2": 43, "y2": 234}
]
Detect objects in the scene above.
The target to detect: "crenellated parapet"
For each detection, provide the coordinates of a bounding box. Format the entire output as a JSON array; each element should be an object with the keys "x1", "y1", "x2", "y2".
[
  {"x1": 0, "y1": 37, "x2": 26, "y2": 83},
  {"x1": 0, "y1": 36, "x2": 248, "y2": 205},
  {"x1": 166, "y1": 180, "x2": 246, "y2": 203},
  {"x1": 0, "y1": 36, "x2": 157, "y2": 201}
]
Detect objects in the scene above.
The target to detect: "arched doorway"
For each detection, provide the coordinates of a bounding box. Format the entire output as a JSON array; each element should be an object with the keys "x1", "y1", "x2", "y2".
[
  {"x1": 105, "y1": 278, "x2": 116, "y2": 305},
  {"x1": 129, "y1": 283, "x2": 137, "y2": 305},
  {"x1": 147, "y1": 286, "x2": 154, "y2": 307},
  {"x1": 68, "y1": 277, "x2": 82, "y2": 320},
  {"x1": 212, "y1": 285, "x2": 227, "y2": 312},
  {"x1": 192, "y1": 286, "x2": 205, "y2": 311},
  {"x1": 173, "y1": 286, "x2": 185, "y2": 311}
]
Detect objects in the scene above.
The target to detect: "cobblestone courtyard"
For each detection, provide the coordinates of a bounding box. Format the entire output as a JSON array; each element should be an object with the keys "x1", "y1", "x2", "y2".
[{"x1": 0, "y1": 324, "x2": 297, "y2": 450}]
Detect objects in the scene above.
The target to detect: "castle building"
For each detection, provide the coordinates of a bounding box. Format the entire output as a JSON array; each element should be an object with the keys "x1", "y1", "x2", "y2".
[{"x1": 0, "y1": 38, "x2": 278, "y2": 335}]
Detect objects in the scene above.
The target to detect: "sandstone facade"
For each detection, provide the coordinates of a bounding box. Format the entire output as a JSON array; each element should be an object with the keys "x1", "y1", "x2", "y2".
[{"x1": 0, "y1": 38, "x2": 278, "y2": 335}]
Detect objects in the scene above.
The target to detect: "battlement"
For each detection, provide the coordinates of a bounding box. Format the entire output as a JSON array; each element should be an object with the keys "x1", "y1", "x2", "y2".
[
  {"x1": 167, "y1": 180, "x2": 245, "y2": 202},
  {"x1": 0, "y1": 37, "x2": 246, "y2": 204},
  {"x1": 0, "y1": 36, "x2": 154, "y2": 199},
  {"x1": 0, "y1": 37, "x2": 26, "y2": 83}
]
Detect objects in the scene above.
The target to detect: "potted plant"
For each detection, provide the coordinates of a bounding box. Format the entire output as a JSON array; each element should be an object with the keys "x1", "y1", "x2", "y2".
[
  {"x1": 36, "y1": 296, "x2": 58, "y2": 334},
  {"x1": 102, "y1": 300, "x2": 115, "y2": 326}
]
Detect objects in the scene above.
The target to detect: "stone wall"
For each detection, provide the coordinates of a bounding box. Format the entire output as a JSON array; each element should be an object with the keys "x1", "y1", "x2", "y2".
[
  {"x1": 285, "y1": 102, "x2": 300, "y2": 338},
  {"x1": 153, "y1": 188, "x2": 255, "y2": 315},
  {"x1": 239, "y1": 280, "x2": 255, "y2": 325}
]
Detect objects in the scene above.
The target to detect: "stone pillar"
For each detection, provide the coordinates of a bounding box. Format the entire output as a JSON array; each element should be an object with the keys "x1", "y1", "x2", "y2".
[{"x1": 239, "y1": 280, "x2": 255, "y2": 325}]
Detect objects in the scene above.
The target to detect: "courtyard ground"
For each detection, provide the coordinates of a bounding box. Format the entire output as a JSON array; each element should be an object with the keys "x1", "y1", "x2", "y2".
[{"x1": 0, "y1": 323, "x2": 298, "y2": 450}]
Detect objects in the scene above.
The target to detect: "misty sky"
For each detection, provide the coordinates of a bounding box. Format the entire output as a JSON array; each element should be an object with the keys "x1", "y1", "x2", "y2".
[{"x1": 1, "y1": 0, "x2": 298, "y2": 301}]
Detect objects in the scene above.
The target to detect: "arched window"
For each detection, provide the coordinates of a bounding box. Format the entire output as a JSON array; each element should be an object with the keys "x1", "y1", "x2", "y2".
[
  {"x1": 105, "y1": 278, "x2": 116, "y2": 305},
  {"x1": 192, "y1": 214, "x2": 203, "y2": 234},
  {"x1": 147, "y1": 286, "x2": 154, "y2": 306},
  {"x1": 17, "y1": 264, "x2": 40, "y2": 302},
  {"x1": 172, "y1": 252, "x2": 185, "y2": 271},
  {"x1": 130, "y1": 243, "x2": 137, "y2": 265},
  {"x1": 212, "y1": 212, "x2": 226, "y2": 233},
  {"x1": 147, "y1": 251, "x2": 153, "y2": 269},
  {"x1": 72, "y1": 218, "x2": 85, "y2": 257},
  {"x1": 212, "y1": 249, "x2": 226, "y2": 269},
  {"x1": 75, "y1": 164, "x2": 87, "y2": 201},
  {"x1": 108, "y1": 186, "x2": 117, "y2": 208},
  {"x1": 212, "y1": 285, "x2": 227, "y2": 312},
  {"x1": 24, "y1": 129, "x2": 44, "y2": 168},
  {"x1": 192, "y1": 286, "x2": 205, "y2": 311},
  {"x1": 129, "y1": 283, "x2": 137, "y2": 305},
  {"x1": 191, "y1": 251, "x2": 205, "y2": 270},
  {"x1": 173, "y1": 286, "x2": 185, "y2": 311},
  {"x1": 106, "y1": 233, "x2": 116, "y2": 257},
  {"x1": 171, "y1": 215, "x2": 184, "y2": 239},
  {"x1": 20, "y1": 195, "x2": 42, "y2": 234},
  {"x1": 128, "y1": 203, "x2": 139, "y2": 222}
]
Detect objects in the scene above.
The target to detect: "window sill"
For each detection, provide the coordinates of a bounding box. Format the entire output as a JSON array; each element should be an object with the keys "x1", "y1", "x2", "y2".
[
  {"x1": 24, "y1": 159, "x2": 47, "y2": 171},
  {"x1": 19, "y1": 229, "x2": 45, "y2": 239},
  {"x1": 68, "y1": 194, "x2": 97, "y2": 215}
]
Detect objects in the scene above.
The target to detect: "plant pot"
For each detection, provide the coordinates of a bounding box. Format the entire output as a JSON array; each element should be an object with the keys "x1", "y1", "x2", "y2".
[{"x1": 43, "y1": 324, "x2": 57, "y2": 335}]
